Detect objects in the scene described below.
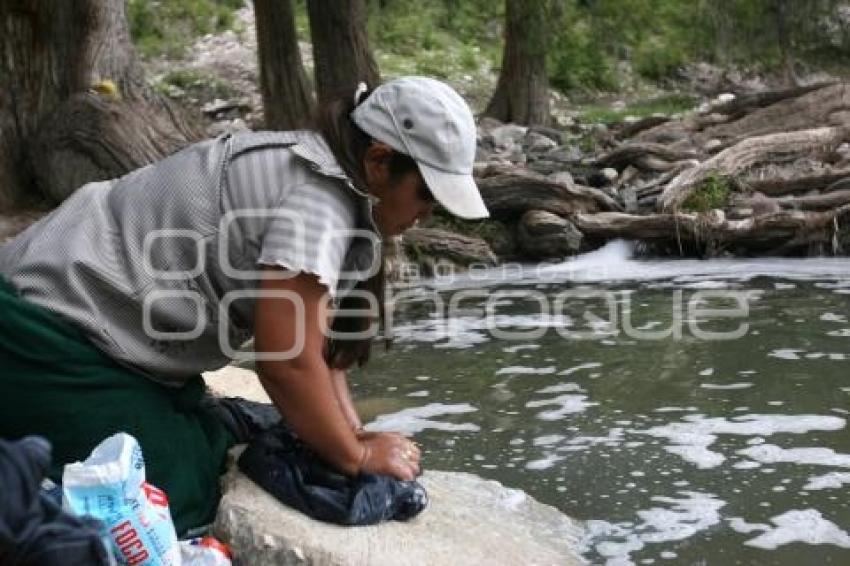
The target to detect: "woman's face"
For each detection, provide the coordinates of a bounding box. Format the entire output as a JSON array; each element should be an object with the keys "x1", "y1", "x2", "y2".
[{"x1": 365, "y1": 143, "x2": 436, "y2": 237}]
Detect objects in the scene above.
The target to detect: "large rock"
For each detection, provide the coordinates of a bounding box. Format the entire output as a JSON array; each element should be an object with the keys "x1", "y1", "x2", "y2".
[
  {"x1": 488, "y1": 124, "x2": 529, "y2": 150},
  {"x1": 214, "y1": 468, "x2": 585, "y2": 566},
  {"x1": 517, "y1": 210, "x2": 583, "y2": 260}
]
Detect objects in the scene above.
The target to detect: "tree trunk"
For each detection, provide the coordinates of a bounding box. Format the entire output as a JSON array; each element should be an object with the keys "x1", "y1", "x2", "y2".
[
  {"x1": 306, "y1": 0, "x2": 380, "y2": 103},
  {"x1": 484, "y1": 0, "x2": 551, "y2": 126},
  {"x1": 0, "y1": 0, "x2": 200, "y2": 210},
  {"x1": 773, "y1": 0, "x2": 799, "y2": 87},
  {"x1": 255, "y1": 0, "x2": 314, "y2": 130}
]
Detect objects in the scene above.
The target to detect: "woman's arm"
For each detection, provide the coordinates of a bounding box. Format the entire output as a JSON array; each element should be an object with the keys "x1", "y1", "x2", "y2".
[
  {"x1": 254, "y1": 266, "x2": 418, "y2": 479},
  {"x1": 330, "y1": 368, "x2": 363, "y2": 432},
  {"x1": 254, "y1": 269, "x2": 363, "y2": 474}
]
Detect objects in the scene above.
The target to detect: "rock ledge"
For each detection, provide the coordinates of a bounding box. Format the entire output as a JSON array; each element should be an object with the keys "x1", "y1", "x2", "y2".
[{"x1": 213, "y1": 468, "x2": 585, "y2": 566}]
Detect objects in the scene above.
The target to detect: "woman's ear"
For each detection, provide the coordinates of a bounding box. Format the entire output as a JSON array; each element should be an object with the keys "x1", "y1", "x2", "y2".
[{"x1": 364, "y1": 142, "x2": 394, "y2": 193}]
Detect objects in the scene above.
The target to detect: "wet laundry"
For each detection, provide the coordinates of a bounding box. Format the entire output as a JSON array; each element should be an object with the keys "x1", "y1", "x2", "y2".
[{"x1": 238, "y1": 423, "x2": 429, "y2": 526}]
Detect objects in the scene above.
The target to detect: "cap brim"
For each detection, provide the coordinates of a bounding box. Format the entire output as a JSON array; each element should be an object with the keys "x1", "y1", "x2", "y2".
[{"x1": 418, "y1": 164, "x2": 490, "y2": 220}]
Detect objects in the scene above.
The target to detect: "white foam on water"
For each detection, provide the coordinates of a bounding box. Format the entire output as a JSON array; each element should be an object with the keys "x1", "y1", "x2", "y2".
[
  {"x1": 366, "y1": 403, "x2": 480, "y2": 435},
  {"x1": 533, "y1": 434, "x2": 566, "y2": 446},
  {"x1": 820, "y1": 312, "x2": 848, "y2": 323},
  {"x1": 633, "y1": 414, "x2": 846, "y2": 469},
  {"x1": 526, "y1": 394, "x2": 599, "y2": 421},
  {"x1": 421, "y1": 239, "x2": 850, "y2": 291},
  {"x1": 501, "y1": 343, "x2": 541, "y2": 353},
  {"x1": 727, "y1": 516, "x2": 768, "y2": 534},
  {"x1": 737, "y1": 444, "x2": 850, "y2": 468},
  {"x1": 558, "y1": 362, "x2": 603, "y2": 376},
  {"x1": 525, "y1": 452, "x2": 566, "y2": 470},
  {"x1": 653, "y1": 407, "x2": 698, "y2": 413},
  {"x1": 495, "y1": 365, "x2": 557, "y2": 376},
  {"x1": 391, "y1": 313, "x2": 572, "y2": 349},
  {"x1": 767, "y1": 348, "x2": 803, "y2": 360},
  {"x1": 406, "y1": 390, "x2": 429, "y2": 397},
  {"x1": 584, "y1": 491, "x2": 726, "y2": 565},
  {"x1": 536, "y1": 382, "x2": 585, "y2": 394},
  {"x1": 802, "y1": 471, "x2": 850, "y2": 490},
  {"x1": 732, "y1": 460, "x2": 762, "y2": 470},
  {"x1": 742, "y1": 509, "x2": 850, "y2": 549},
  {"x1": 698, "y1": 368, "x2": 714, "y2": 376},
  {"x1": 699, "y1": 382, "x2": 754, "y2": 390},
  {"x1": 565, "y1": 428, "x2": 625, "y2": 450},
  {"x1": 767, "y1": 348, "x2": 847, "y2": 361}
]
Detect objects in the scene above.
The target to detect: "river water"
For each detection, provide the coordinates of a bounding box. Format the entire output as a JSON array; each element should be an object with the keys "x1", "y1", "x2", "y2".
[{"x1": 351, "y1": 242, "x2": 850, "y2": 565}]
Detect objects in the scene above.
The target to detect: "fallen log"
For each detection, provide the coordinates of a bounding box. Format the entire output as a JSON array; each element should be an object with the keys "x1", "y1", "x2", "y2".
[
  {"x1": 403, "y1": 227, "x2": 497, "y2": 266},
  {"x1": 697, "y1": 82, "x2": 850, "y2": 145},
  {"x1": 477, "y1": 173, "x2": 622, "y2": 219},
  {"x1": 574, "y1": 205, "x2": 850, "y2": 256},
  {"x1": 746, "y1": 169, "x2": 850, "y2": 196},
  {"x1": 614, "y1": 115, "x2": 671, "y2": 140},
  {"x1": 777, "y1": 189, "x2": 850, "y2": 211},
  {"x1": 657, "y1": 126, "x2": 850, "y2": 213},
  {"x1": 708, "y1": 82, "x2": 837, "y2": 123},
  {"x1": 594, "y1": 142, "x2": 700, "y2": 172}
]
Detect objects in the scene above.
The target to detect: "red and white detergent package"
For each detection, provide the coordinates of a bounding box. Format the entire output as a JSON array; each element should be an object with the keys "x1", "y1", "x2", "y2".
[
  {"x1": 62, "y1": 433, "x2": 181, "y2": 565},
  {"x1": 179, "y1": 537, "x2": 232, "y2": 565}
]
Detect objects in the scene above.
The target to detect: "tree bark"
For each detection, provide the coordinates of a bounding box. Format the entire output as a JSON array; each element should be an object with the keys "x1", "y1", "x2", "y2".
[
  {"x1": 0, "y1": 0, "x2": 200, "y2": 210},
  {"x1": 773, "y1": 0, "x2": 799, "y2": 87},
  {"x1": 403, "y1": 227, "x2": 497, "y2": 266},
  {"x1": 255, "y1": 0, "x2": 314, "y2": 130},
  {"x1": 483, "y1": 0, "x2": 551, "y2": 126},
  {"x1": 306, "y1": 0, "x2": 380, "y2": 103},
  {"x1": 477, "y1": 171, "x2": 621, "y2": 220},
  {"x1": 657, "y1": 126, "x2": 850, "y2": 212},
  {"x1": 575, "y1": 206, "x2": 849, "y2": 257}
]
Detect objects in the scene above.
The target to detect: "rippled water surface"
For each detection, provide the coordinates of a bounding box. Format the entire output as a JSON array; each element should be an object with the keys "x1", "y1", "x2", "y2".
[{"x1": 351, "y1": 244, "x2": 850, "y2": 565}]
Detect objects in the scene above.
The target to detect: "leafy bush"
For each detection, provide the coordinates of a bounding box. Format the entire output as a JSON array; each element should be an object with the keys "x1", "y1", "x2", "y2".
[
  {"x1": 682, "y1": 174, "x2": 732, "y2": 212},
  {"x1": 128, "y1": 0, "x2": 244, "y2": 58}
]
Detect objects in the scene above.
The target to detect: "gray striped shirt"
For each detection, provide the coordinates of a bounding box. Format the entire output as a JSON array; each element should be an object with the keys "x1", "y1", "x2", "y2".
[{"x1": 0, "y1": 131, "x2": 380, "y2": 385}]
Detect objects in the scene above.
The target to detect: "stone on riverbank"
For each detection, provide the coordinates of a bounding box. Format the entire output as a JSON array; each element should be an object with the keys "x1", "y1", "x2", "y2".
[{"x1": 214, "y1": 467, "x2": 585, "y2": 566}]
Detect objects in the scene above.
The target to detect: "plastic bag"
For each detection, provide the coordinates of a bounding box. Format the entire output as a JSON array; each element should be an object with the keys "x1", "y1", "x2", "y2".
[
  {"x1": 179, "y1": 537, "x2": 232, "y2": 565},
  {"x1": 62, "y1": 433, "x2": 181, "y2": 566}
]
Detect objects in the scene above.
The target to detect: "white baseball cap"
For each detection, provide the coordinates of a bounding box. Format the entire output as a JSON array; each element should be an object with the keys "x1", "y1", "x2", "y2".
[{"x1": 351, "y1": 76, "x2": 489, "y2": 219}]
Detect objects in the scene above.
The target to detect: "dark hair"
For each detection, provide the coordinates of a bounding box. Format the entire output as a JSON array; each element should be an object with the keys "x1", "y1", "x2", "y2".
[{"x1": 312, "y1": 87, "x2": 419, "y2": 369}]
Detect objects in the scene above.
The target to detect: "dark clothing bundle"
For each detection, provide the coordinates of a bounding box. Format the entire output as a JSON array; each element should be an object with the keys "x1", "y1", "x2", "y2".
[
  {"x1": 0, "y1": 436, "x2": 111, "y2": 566},
  {"x1": 238, "y1": 423, "x2": 429, "y2": 526}
]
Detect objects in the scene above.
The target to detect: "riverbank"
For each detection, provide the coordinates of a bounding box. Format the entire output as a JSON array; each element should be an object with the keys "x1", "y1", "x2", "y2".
[
  {"x1": 203, "y1": 365, "x2": 586, "y2": 565},
  {"x1": 133, "y1": 2, "x2": 850, "y2": 279}
]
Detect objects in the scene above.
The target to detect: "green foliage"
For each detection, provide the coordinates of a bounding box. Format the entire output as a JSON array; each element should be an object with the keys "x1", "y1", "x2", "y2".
[
  {"x1": 578, "y1": 94, "x2": 696, "y2": 125},
  {"x1": 154, "y1": 68, "x2": 237, "y2": 100},
  {"x1": 128, "y1": 0, "x2": 244, "y2": 58},
  {"x1": 365, "y1": 0, "x2": 501, "y2": 79},
  {"x1": 129, "y1": 0, "x2": 850, "y2": 94},
  {"x1": 548, "y1": 19, "x2": 619, "y2": 91},
  {"x1": 682, "y1": 174, "x2": 732, "y2": 213}
]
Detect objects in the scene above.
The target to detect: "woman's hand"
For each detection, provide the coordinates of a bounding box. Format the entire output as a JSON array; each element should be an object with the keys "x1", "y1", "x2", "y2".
[{"x1": 358, "y1": 433, "x2": 421, "y2": 480}]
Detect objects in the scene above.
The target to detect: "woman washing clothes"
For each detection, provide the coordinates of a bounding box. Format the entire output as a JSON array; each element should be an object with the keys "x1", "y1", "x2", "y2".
[{"x1": 0, "y1": 76, "x2": 489, "y2": 533}]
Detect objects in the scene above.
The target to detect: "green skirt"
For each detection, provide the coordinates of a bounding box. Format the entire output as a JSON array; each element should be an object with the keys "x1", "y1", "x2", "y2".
[{"x1": 0, "y1": 279, "x2": 234, "y2": 535}]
